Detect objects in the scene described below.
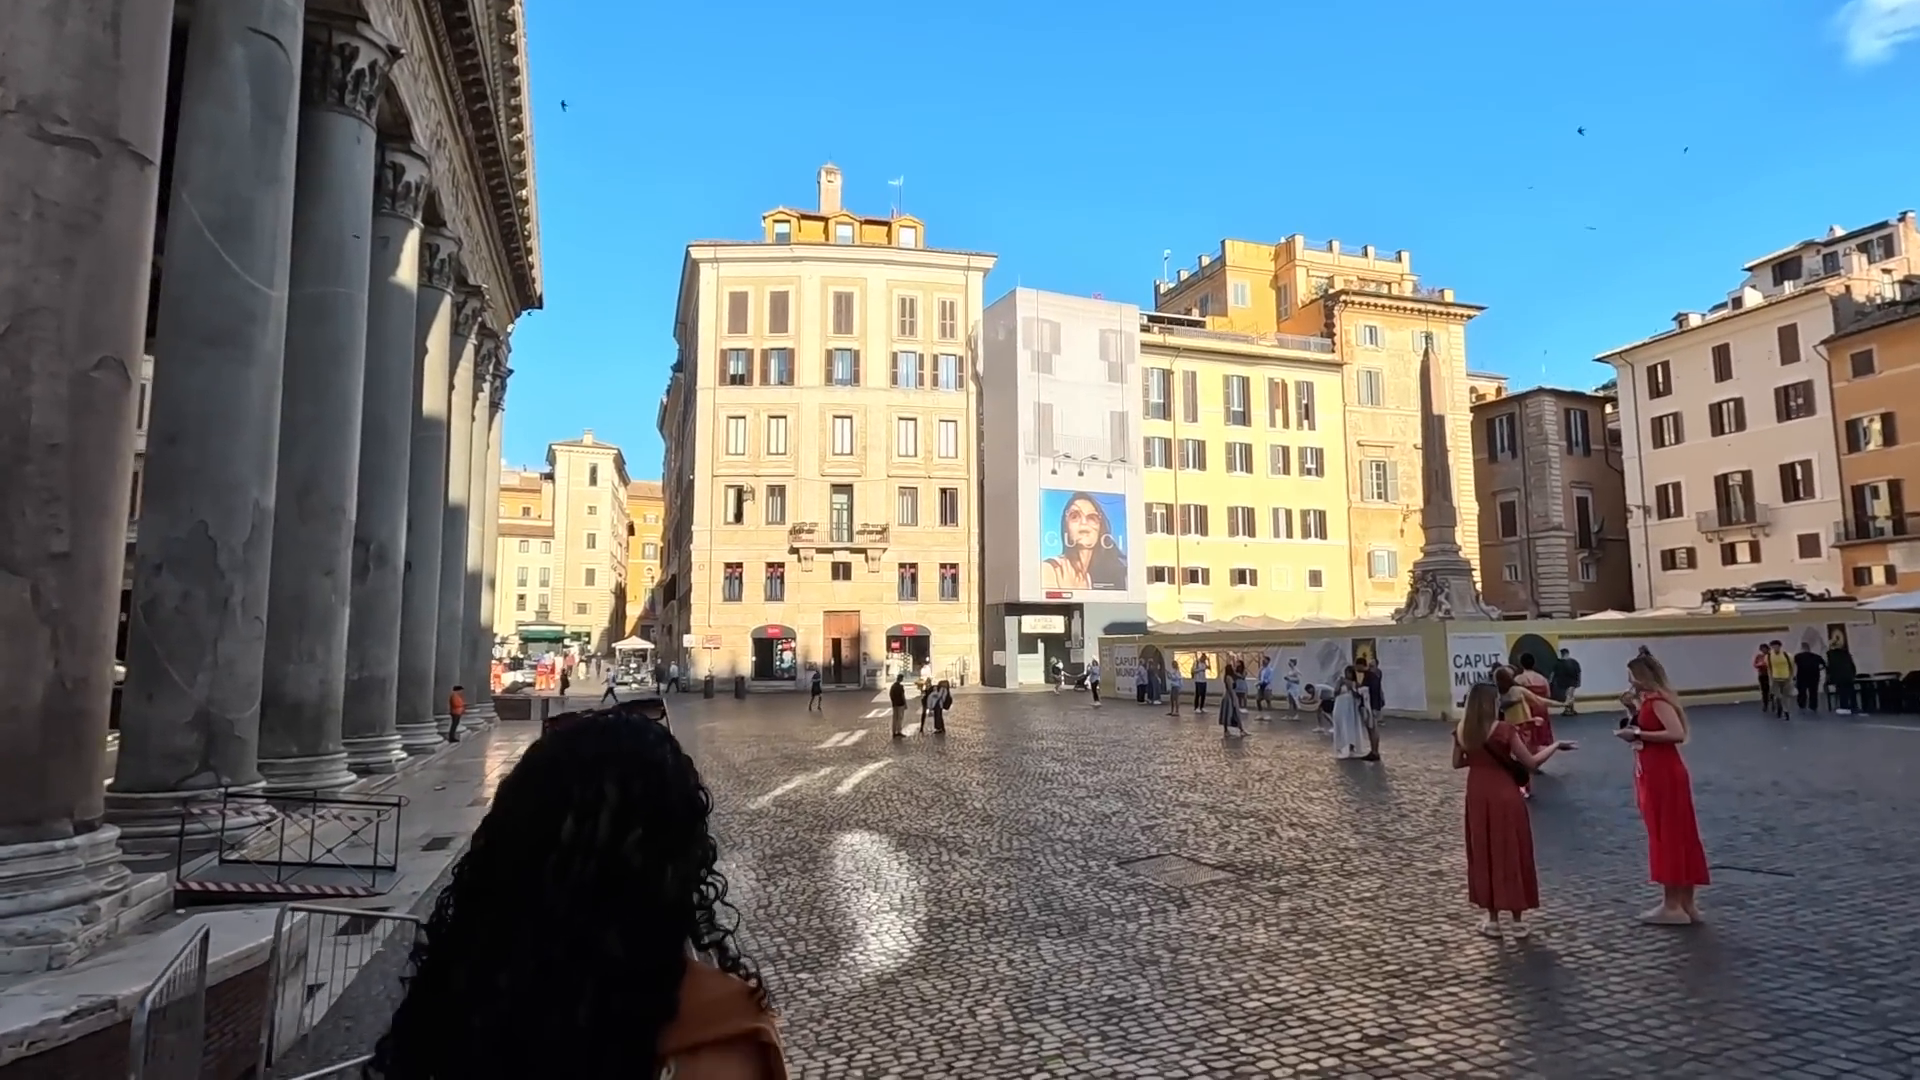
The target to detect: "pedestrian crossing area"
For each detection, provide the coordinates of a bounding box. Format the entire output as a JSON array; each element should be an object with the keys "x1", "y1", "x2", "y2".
[{"x1": 746, "y1": 759, "x2": 896, "y2": 808}]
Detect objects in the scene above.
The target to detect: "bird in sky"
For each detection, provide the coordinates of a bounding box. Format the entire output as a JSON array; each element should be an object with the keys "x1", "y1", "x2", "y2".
[
  {"x1": 1576, "y1": 126, "x2": 1586, "y2": 136},
  {"x1": 560, "y1": 100, "x2": 569, "y2": 112}
]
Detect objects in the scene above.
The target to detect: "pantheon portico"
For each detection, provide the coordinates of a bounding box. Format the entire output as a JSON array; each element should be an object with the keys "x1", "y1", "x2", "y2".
[{"x1": 0, "y1": 0, "x2": 541, "y2": 974}]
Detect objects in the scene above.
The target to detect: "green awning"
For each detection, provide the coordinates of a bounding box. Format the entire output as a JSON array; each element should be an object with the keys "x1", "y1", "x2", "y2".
[{"x1": 517, "y1": 624, "x2": 568, "y2": 642}]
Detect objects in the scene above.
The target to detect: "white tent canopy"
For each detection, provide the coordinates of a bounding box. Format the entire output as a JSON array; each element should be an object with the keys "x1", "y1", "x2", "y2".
[
  {"x1": 1859, "y1": 590, "x2": 1920, "y2": 612},
  {"x1": 612, "y1": 636, "x2": 654, "y2": 650}
]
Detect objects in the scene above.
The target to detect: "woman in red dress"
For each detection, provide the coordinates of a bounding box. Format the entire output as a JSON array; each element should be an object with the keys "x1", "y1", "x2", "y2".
[
  {"x1": 1453, "y1": 683, "x2": 1576, "y2": 938},
  {"x1": 1615, "y1": 653, "x2": 1710, "y2": 925}
]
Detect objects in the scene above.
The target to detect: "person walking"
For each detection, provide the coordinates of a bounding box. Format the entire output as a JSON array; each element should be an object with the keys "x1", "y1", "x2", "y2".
[
  {"x1": 1255, "y1": 657, "x2": 1274, "y2": 715},
  {"x1": 807, "y1": 666, "x2": 823, "y2": 712},
  {"x1": 1087, "y1": 657, "x2": 1102, "y2": 706},
  {"x1": 927, "y1": 680, "x2": 951, "y2": 733},
  {"x1": 1330, "y1": 667, "x2": 1365, "y2": 758},
  {"x1": 667, "y1": 660, "x2": 682, "y2": 694},
  {"x1": 1217, "y1": 665, "x2": 1245, "y2": 736},
  {"x1": 1051, "y1": 657, "x2": 1066, "y2": 694},
  {"x1": 1550, "y1": 648, "x2": 1582, "y2": 716},
  {"x1": 889, "y1": 674, "x2": 908, "y2": 738},
  {"x1": 1282, "y1": 659, "x2": 1304, "y2": 720},
  {"x1": 1360, "y1": 658, "x2": 1385, "y2": 761},
  {"x1": 447, "y1": 685, "x2": 466, "y2": 744},
  {"x1": 1512, "y1": 653, "x2": 1555, "y2": 753},
  {"x1": 1495, "y1": 666, "x2": 1562, "y2": 799},
  {"x1": 1615, "y1": 653, "x2": 1710, "y2": 925},
  {"x1": 1453, "y1": 682, "x2": 1575, "y2": 939},
  {"x1": 600, "y1": 676, "x2": 620, "y2": 706},
  {"x1": 1765, "y1": 641, "x2": 1793, "y2": 720},
  {"x1": 1793, "y1": 642, "x2": 1825, "y2": 715},
  {"x1": 1166, "y1": 660, "x2": 1183, "y2": 718},
  {"x1": 1828, "y1": 635, "x2": 1859, "y2": 714},
  {"x1": 1752, "y1": 642, "x2": 1774, "y2": 715},
  {"x1": 1191, "y1": 654, "x2": 1211, "y2": 714}
]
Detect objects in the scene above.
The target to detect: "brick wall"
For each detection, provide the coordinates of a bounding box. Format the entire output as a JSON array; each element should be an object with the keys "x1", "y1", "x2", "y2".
[{"x1": 0, "y1": 960, "x2": 269, "y2": 1080}]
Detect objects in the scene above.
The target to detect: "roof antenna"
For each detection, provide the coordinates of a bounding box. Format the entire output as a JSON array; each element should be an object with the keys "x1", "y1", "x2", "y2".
[{"x1": 888, "y1": 176, "x2": 905, "y2": 219}]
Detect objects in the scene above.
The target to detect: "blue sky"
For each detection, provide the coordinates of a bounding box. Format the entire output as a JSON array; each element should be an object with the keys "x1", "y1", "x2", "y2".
[{"x1": 504, "y1": 0, "x2": 1920, "y2": 478}]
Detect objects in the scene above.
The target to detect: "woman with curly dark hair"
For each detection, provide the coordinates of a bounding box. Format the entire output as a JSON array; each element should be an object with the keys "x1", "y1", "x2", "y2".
[{"x1": 366, "y1": 710, "x2": 787, "y2": 1080}]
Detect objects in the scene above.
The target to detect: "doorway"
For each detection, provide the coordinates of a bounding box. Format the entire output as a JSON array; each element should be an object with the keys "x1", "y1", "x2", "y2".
[
  {"x1": 885, "y1": 624, "x2": 932, "y2": 677},
  {"x1": 823, "y1": 611, "x2": 861, "y2": 686}
]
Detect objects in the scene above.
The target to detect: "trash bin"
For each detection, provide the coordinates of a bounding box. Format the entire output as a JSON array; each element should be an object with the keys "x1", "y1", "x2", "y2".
[
  {"x1": 702, "y1": 674, "x2": 715, "y2": 699},
  {"x1": 733, "y1": 675, "x2": 746, "y2": 699}
]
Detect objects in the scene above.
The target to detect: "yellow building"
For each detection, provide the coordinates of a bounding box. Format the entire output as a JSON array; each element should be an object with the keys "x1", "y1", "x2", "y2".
[
  {"x1": 1154, "y1": 235, "x2": 1487, "y2": 612},
  {"x1": 657, "y1": 164, "x2": 996, "y2": 686},
  {"x1": 494, "y1": 465, "x2": 557, "y2": 649},
  {"x1": 492, "y1": 431, "x2": 632, "y2": 655},
  {"x1": 626, "y1": 480, "x2": 665, "y2": 640}
]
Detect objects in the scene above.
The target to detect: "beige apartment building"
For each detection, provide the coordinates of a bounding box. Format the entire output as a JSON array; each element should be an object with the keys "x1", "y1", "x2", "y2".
[
  {"x1": 491, "y1": 431, "x2": 632, "y2": 654},
  {"x1": 1153, "y1": 234, "x2": 1488, "y2": 614},
  {"x1": 494, "y1": 466, "x2": 558, "y2": 651},
  {"x1": 627, "y1": 480, "x2": 665, "y2": 641},
  {"x1": 657, "y1": 164, "x2": 996, "y2": 686},
  {"x1": 1471, "y1": 387, "x2": 1634, "y2": 616}
]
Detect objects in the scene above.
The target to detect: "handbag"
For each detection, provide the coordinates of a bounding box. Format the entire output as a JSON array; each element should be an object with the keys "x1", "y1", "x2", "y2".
[{"x1": 1492, "y1": 734, "x2": 1532, "y2": 787}]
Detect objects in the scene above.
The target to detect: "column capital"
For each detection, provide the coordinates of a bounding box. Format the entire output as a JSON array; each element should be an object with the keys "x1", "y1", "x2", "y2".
[
  {"x1": 373, "y1": 141, "x2": 431, "y2": 223},
  {"x1": 491, "y1": 362, "x2": 513, "y2": 413},
  {"x1": 419, "y1": 229, "x2": 461, "y2": 292},
  {"x1": 300, "y1": 13, "x2": 397, "y2": 125},
  {"x1": 472, "y1": 331, "x2": 502, "y2": 397},
  {"x1": 453, "y1": 285, "x2": 490, "y2": 343}
]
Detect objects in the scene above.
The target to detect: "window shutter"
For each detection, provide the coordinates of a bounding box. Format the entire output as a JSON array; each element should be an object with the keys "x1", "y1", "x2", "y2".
[
  {"x1": 1777, "y1": 461, "x2": 1795, "y2": 500},
  {"x1": 1485, "y1": 418, "x2": 1499, "y2": 461},
  {"x1": 758, "y1": 349, "x2": 769, "y2": 386},
  {"x1": 851, "y1": 349, "x2": 861, "y2": 385},
  {"x1": 1386, "y1": 462, "x2": 1400, "y2": 503},
  {"x1": 918, "y1": 351, "x2": 928, "y2": 389},
  {"x1": 1885, "y1": 412, "x2": 1900, "y2": 446},
  {"x1": 888, "y1": 352, "x2": 900, "y2": 388},
  {"x1": 825, "y1": 349, "x2": 835, "y2": 385},
  {"x1": 1777, "y1": 323, "x2": 1801, "y2": 365}
]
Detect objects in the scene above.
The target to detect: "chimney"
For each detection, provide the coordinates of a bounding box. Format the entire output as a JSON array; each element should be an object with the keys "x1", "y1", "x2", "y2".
[
  {"x1": 817, "y1": 163, "x2": 843, "y2": 215},
  {"x1": 1827, "y1": 225, "x2": 1845, "y2": 239},
  {"x1": 1672, "y1": 312, "x2": 1704, "y2": 330},
  {"x1": 582, "y1": 429, "x2": 595, "y2": 445}
]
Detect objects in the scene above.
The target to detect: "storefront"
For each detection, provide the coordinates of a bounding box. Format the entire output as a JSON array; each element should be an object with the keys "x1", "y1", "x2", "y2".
[
  {"x1": 751, "y1": 624, "x2": 798, "y2": 682},
  {"x1": 884, "y1": 623, "x2": 931, "y2": 676}
]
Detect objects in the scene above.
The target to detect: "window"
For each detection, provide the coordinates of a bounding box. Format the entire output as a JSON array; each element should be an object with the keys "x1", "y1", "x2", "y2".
[
  {"x1": 1649, "y1": 412, "x2": 1683, "y2": 449},
  {"x1": 725, "y1": 415, "x2": 747, "y2": 455},
  {"x1": 721, "y1": 563, "x2": 744, "y2": 602},
  {"x1": 761, "y1": 348, "x2": 794, "y2": 386},
  {"x1": 721, "y1": 486, "x2": 746, "y2": 525},
  {"x1": 1659, "y1": 547, "x2": 1696, "y2": 572},
  {"x1": 829, "y1": 485, "x2": 854, "y2": 544},
  {"x1": 1646, "y1": 361, "x2": 1673, "y2": 399},
  {"x1": 1225, "y1": 442, "x2": 1254, "y2": 474},
  {"x1": 1223, "y1": 374, "x2": 1251, "y2": 426},
  {"x1": 1486, "y1": 413, "x2": 1517, "y2": 460},
  {"x1": 1771, "y1": 256, "x2": 1804, "y2": 287},
  {"x1": 896, "y1": 563, "x2": 919, "y2": 601},
  {"x1": 537, "y1": 591, "x2": 548, "y2": 610},
  {"x1": 939, "y1": 562, "x2": 960, "y2": 601},
  {"x1": 1148, "y1": 565, "x2": 1175, "y2": 585},
  {"x1": 936, "y1": 298, "x2": 958, "y2": 341},
  {"x1": 1306, "y1": 568, "x2": 1325, "y2": 590},
  {"x1": 515, "y1": 566, "x2": 528, "y2": 586},
  {"x1": 898, "y1": 225, "x2": 918, "y2": 249},
  {"x1": 1776, "y1": 322, "x2": 1802, "y2": 365},
  {"x1": 831, "y1": 415, "x2": 855, "y2": 456},
  {"x1": 1578, "y1": 559, "x2": 1597, "y2": 583},
  {"x1": 1266, "y1": 379, "x2": 1290, "y2": 429},
  {"x1": 1296, "y1": 381, "x2": 1317, "y2": 430},
  {"x1": 520, "y1": 507, "x2": 531, "y2": 518},
  {"x1": 1301, "y1": 508, "x2": 1329, "y2": 540},
  {"x1": 896, "y1": 486, "x2": 919, "y2": 526},
  {"x1": 1845, "y1": 412, "x2": 1897, "y2": 453},
  {"x1": 1227, "y1": 505, "x2": 1256, "y2": 538},
  {"x1": 1227, "y1": 566, "x2": 1257, "y2": 588},
  {"x1": 1299, "y1": 446, "x2": 1325, "y2": 478},
  {"x1": 583, "y1": 567, "x2": 597, "y2": 587},
  {"x1": 1850, "y1": 348, "x2": 1878, "y2": 378},
  {"x1": 1713, "y1": 470, "x2": 1755, "y2": 526},
  {"x1": 1278, "y1": 283, "x2": 1294, "y2": 318},
  {"x1": 766, "y1": 290, "x2": 790, "y2": 336},
  {"x1": 828, "y1": 348, "x2": 860, "y2": 386},
  {"x1": 514, "y1": 593, "x2": 526, "y2": 611},
  {"x1": 587, "y1": 464, "x2": 599, "y2": 487},
  {"x1": 723, "y1": 348, "x2": 752, "y2": 386},
  {"x1": 1268, "y1": 444, "x2": 1292, "y2": 476},
  {"x1": 1368, "y1": 549, "x2": 1398, "y2": 580},
  {"x1": 895, "y1": 416, "x2": 919, "y2": 457},
  {"x1": 1774, "y1": 380, "x2": 1817, "y2": 422},
  {"x1": 1655, "y1": 482, "x2": 1684, "y2": 520},
  {"x1": 1414, "y1": 330, "x2": 1438, "y2": 355},
  {"x1": 517, "y1": 539, "x2": 529, "y2": 553},
  {"x1": 726, "y1": 291, "x2": 749, "y2": 336},
  {"x1": 1136, "y1": 367, "x2": 1170, "y2": 421},
  {"x1": 765, "y1": 415, "x2": 789, "y2": 456},
  {"x1": 1143, "y1": 436, "x2": 1172, "y2": 469},
  {"x1": 1848, "y1": 479, "x2": 1906, "y2": 539},
  {"x1": 1497, "y1": 497, "x2": 1519, "y2": 538},
  {"x1": 1707, "y1": 398, "x2": 1746, "y2": 437},
  {"x1": 1178, "y1": 438, "x2": 1207, "y2": 471},
  {"x1": 934, "y1": 353, "x2": 962, "y2": 390},
  {"x1": 1711, "y1": 343, "x2": 1733, "y2": 383},
  {"x1": 1146, "y1": 502, "x2": 1172, "y2": 534},
  {"x1": 1180, "y1": 370, "x2": 1200, "y2": 424},
  {"x1": 772, "y1": 220, "x2": 791, "y2": 244},
  {"x1": 540, "y1": 541, "x2": 551, "y2": 554},
  {"x1": 830, "y1": 291, "x2": 856, "y2": 336},
  {"x1": 1573, "y1": 489, "x2": 1596, "y2": 549},
  {"x1": 1565, "y1": 408, "x2": 1592, "y2": 455},
  {"x1": 574, "y1": 602, "x2": 590, "y2": 616},
  {"x1": 764, "y1": 483, "x2": 787, "y2": 525},
  {"x1": 1177, "y1": 503, "x2": 1210, "y2": 536},
  {"x1": 763, "y1": 562, "x2": 785, "y2": 602},
  {"x1": 585, "y1": 532, "x2": 598, "y2": 550},
  {"x1": 1720, "y1": 540, "x2": 1761, "y2": 566},
  {"x1": 830, "y1": 560, "x2": 852, "y2": 581},
  {"x1": 1502, "y1": 564, "x2": 1523, "y2": 583},
  {"x1": 936, "y1": 418, "x2": 960, "y2": 459},
  {"x1": 896, "y1": 295, "x2": 919, "y2": 338},
  {"x1": 586, "y1": 504, "x2": 599, "y2": 515},
  {"x1": 891, "y1": 350, "x2": 921, "y2": 388},
  {"x1": 1183, "y1": 566, "x2": 1211, "y2": 586},
  {"x1": 1362, "y1": 459, "x2": 1397, "y2": 503},
  {"x1": 833, "y1": 222, "x2": 855, "y2": 244},
  {"x1": 938, "y1": 487, "x2": 959, "y2": 527},
  {"x1": 1230, "y1": 281, "x2": 1251, "y2": 308},
  {"x1": 1778, "y1": 459, "x2": 1816, "y2": 503},
  {"x1": 1359, "y1": 323, "x2": 1383, "y2": 349},
  {"x1": 1267, "y1": 503, "x2": 1297, "y2": 538},
  {"x1": 1198, "y1": 294, "x2": 1211, "y2": 317},
  {"x1": 1797, "y1": 532, "x2": 1822, "y2": 559},
  {"x1": 1357, "y1": 368, "x2": 1386, "y2": 407}
]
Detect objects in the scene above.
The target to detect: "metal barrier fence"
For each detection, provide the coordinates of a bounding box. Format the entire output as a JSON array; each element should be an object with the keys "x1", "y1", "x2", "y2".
[
  {"x1": 256, "y1": 903, "x2": 424, "y2": 1080},
  {"x1": 128, "y1": 925, "x2": 211, "y2": 1080},
  {"x1": 173, "y1": 789, "x2": 408, "y2": 904}
]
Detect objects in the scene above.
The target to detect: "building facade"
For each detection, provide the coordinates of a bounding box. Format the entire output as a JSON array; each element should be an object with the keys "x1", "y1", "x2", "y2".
[
  {"x1": 1471, "y1": 387, "x2": 1634, "y2": 616},
  {"x1": 490, "y1": 437, "x2": 634, "y2": 654},
  {"x1": 1601, "y1": 213, "x2": 1918, "y2": 607},
  {"x1": 1823, "y1": 283, "x2": 1920, "y2": 597},
  {"x1": 1154, "y1": 234, "x2": 1487, "y2": 612},
  {"x1": 627, "y1": 480, "x2": 666, "y2": 641},
  {"x1": 494, "y1": 466, "x2": 559, "y2": 651},
  {"x1": 657, "y1": 165, "x2": 996, "y2": 686}
]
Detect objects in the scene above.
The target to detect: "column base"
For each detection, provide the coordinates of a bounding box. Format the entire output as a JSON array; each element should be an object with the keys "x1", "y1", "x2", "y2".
[
  {"x1": 0, "y1": 827, "x2": 173, "y2": 975},
  {"x1": 257, "y1": 751, "x2": 358, "y2": 794},
  {"x1": 104, "y1": 786, "x2": 278, "y2": 860},
  {"x1": 342, "y1": 733, "x2": 407, "y2": 774},
  {"x1": 397, "y1": 718, "x2": 446, "y2": 756}
]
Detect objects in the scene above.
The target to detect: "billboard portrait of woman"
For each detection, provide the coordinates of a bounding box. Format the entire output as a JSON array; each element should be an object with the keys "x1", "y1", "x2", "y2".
[{"x1": 1040, "y1": 489, "x2": 1129, "y2": 591}]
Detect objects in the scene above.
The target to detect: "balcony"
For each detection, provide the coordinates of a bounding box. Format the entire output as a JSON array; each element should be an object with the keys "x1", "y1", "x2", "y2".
[
  {"x1": 787, "y1": 522, "x2": 891, "y2": 549},
  {"x1": 1833, "y1": 513, "x2": 1920, "y2": 545},
  {"x1": 1695, "y1": 503, "x2": 1771, "y2": 539}
]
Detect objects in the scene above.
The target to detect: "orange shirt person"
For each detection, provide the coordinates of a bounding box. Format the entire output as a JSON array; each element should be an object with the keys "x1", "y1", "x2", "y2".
[{"x1": 448, "y1": 685, "x2": 466, "y2": 743}]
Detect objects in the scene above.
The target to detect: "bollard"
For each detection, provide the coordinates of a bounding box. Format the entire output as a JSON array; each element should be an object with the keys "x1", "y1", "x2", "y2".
[
  {"x1": 734, "y1": 675, "x2": 746, "y2": 699},
  {"x1": 702, "y1": 674, "x2": 715, "y2": 699}
]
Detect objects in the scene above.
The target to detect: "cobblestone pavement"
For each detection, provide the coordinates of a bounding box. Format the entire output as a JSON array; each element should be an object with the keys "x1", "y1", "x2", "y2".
[{"x1": 662, "y1": 690, "x2": 1920, "y2": 1080}]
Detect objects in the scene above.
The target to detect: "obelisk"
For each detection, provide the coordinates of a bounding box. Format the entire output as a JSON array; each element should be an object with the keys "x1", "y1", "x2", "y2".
[{"x1": 1394, "y1": 340, "x2": 1500, "y2": 623}]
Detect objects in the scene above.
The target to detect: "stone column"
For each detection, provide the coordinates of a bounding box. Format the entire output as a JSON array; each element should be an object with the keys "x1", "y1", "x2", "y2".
[
  {"x1": 395, "y1": 238, "x2": 464, "y2": 754},
  {"x1": 472, "y1": 374, "x2": 510, "y2": 718},
  {"x1": 432, "y1": 307, "x2": 484, "y2": 733},
  {"x1": 341, "y1": 142, "x2": 429, "y2": 773},
  {"x1": 111, "y1": 0, "x2": 306, "y2": 851},
  {"x1": 257, "y1": 15, "x2": 395, "y2": 793},
  {"x1": 0, "y1": 0, "x2": 175, "y2": 975},
  {"x1": 459, "y1": 342, "x2": 496, "y2": 726}
]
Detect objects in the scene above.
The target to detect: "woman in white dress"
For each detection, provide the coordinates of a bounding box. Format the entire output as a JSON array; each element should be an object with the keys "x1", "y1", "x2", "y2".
[{"x1": 1331, "y1": 665, "x2": 1368, "y2": 759}]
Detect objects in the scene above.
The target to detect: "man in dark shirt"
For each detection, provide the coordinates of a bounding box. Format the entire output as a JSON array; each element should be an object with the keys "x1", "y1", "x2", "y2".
[
  {"x1": 1793, "y1": 643, "x2": 1826, "y2": 715},
  {"x1": 1358, "y1": 658, "x2": 1384, "y2": 762},
  {"x1": 1551, "y1": 648, "x2": 1583, "y2": 715}
]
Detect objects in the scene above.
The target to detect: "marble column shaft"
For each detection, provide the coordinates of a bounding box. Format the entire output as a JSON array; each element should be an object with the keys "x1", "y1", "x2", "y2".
[
  {"x1": 114, "y1": 0, "x2": 306, "y2": 837},
  {"x1": 0, "y1": 0, "x2": 172, "y2": 968},
  {"x1": 394, "y1": 250, "x2": 464, "y2": 753},
  {"x1": 257, "y1": 15, "x2": 394, "y2": 793},
  {"x1": 473, "y1": 391, "x2": 508, "y2": 713},
  {"x1": 459, "y1": 344, "x2": 494, "y2": 724},
  {"x1": 341, "y1": 142, "x2": 430, "y2": 773},
  {"x1": 432, "y1": 312, "x2": 484, "y2": 728}
]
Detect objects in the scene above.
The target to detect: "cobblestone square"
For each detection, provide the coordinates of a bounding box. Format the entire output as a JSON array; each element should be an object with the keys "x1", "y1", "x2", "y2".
[{"x1": 674, "y1": 690, "x2": 1920, "y2": 1079}]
